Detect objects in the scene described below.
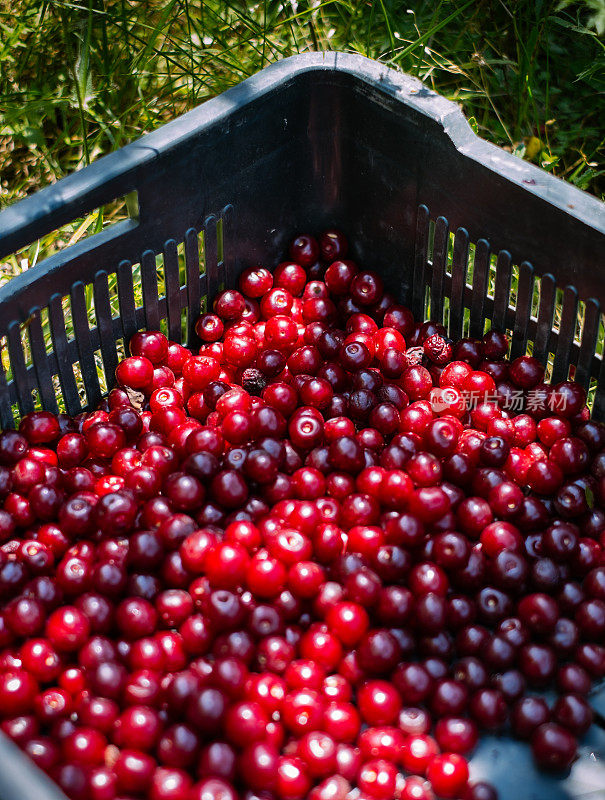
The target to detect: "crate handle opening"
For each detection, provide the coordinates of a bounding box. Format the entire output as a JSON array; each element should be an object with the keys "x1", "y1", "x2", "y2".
[{"x1": 0, "y1": 191, "x2": 139, "y2": 276}]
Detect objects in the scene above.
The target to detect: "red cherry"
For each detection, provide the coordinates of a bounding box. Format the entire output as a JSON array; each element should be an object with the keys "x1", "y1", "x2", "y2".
[{"x1": 426, "y1": 753, "x2": 470, "y2": 798}]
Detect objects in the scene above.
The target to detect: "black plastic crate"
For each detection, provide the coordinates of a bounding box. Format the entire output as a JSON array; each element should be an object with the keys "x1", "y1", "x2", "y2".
[{"x1": 0, "y1": 52, "x2": 604, "y2": 800}]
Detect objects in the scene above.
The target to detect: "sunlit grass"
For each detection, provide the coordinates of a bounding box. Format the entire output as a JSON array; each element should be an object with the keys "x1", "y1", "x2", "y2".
[{"x1": 1, "y1": 1, "x2": 603, "y2": 235}]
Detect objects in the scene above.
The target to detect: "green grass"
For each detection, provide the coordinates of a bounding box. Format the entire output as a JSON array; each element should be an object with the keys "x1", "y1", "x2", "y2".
[{"x1": 0, "y1": 0, "x2": 603, "y2": 274}]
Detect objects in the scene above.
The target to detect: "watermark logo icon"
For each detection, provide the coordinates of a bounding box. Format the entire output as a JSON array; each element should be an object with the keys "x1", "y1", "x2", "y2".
[{"x1": 430, "y1": 387, "x2": 461, "y2": 413}]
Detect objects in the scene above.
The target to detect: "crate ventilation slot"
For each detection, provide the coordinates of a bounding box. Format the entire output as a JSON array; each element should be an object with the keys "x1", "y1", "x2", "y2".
[
  {"x1": 0, "y1": 209, "x2": 231, "y2": 429},
  {"x1": 0, "y1": 200, "x2": 601, "y2": 427},
  {"x1": 413, "y1": 204, "x2": 605, "y2": 417}
]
